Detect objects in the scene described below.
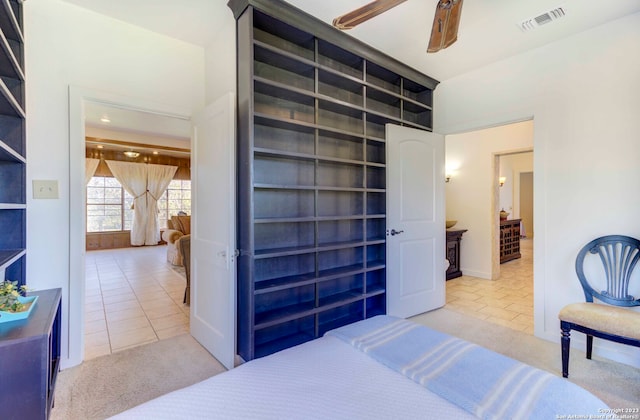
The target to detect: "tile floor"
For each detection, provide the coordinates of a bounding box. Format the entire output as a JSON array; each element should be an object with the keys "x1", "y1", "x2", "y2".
[
  {"x1": 84, "y1": 238, "x2": 533, "y2": 359},
  {"x1": 445, "y1": 238, "x2": 533, "y2": 334},
  {"x1": 84, "y1": 245, "x2": 189, "y2": 360}
]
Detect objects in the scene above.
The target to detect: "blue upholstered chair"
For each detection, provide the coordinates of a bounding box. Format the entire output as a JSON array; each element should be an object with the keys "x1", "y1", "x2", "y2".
[{"x1": 558, "y1": 235, "x2": 640, "y2": 378}]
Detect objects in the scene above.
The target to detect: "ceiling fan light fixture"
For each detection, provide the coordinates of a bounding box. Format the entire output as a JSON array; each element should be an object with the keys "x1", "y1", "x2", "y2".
[{"x1": 427, "y1": 0, "x2": 464, "y2": 53}]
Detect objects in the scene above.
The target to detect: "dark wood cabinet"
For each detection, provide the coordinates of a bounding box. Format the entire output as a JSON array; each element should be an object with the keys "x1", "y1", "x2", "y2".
[
  {"x1": 500, "y1": 219, "x2": 521, "y2": 263},
  {"x1": 229, "y1": 0, "x2": 438, "y2": 361},
  {"x1": 0, "y1": 288, "x2": 62, "y2": 420},
  {"x1": 446, "y1": 229, "x2": 467, "y2": 280},
  {"x1": 0, "y1": 0, "x2": 26, "y2": 287}
]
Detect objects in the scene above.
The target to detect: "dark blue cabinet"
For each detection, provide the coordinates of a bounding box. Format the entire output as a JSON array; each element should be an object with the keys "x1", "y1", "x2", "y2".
[{"x1": 0, "y1": 288, "x2": 62, "y2": 419}]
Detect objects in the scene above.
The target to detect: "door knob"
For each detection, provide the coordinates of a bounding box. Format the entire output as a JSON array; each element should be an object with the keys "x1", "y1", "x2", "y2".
[{"x1": 390, "y1": 229, "x2": 404, "y2": 236}]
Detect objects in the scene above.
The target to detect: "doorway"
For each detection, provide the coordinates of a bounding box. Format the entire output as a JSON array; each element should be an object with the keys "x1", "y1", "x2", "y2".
[
  {"x1": 444, "y1": 120, "x2": 534, "y2": 334},
  {"x1": 67, "y1": 87, "x2": 192, "y2": 367},
  {"x1": 82, "y1": 102, "x2": 192, "y2": 359}
]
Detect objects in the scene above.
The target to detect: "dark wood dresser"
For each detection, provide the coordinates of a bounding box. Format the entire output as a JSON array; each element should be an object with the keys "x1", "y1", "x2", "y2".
[
  {"x1": 446, "y1": 229, "x2": 467, "y2": 280},
  {"x1": 500, "y1": 219, "x2": 521, "y2": 263}
]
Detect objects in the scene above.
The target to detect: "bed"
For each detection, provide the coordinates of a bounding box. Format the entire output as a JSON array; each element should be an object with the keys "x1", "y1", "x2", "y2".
[{"x1": 110, "y1": 316, "x2": 607, "y2": 419}]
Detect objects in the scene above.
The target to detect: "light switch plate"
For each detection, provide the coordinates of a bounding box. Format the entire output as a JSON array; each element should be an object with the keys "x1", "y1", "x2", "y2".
[{"x1": 33, "y1": 180, "x2": 59, "y2": 199}]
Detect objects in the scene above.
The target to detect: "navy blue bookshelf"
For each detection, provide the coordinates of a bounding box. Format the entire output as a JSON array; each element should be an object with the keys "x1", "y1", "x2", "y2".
[
  {"x1": 229, "y1": 0, "x2": 437, "y2": 361},
  {"x1": 0, "y1": 0, "x2": 25, "y2": 288}
]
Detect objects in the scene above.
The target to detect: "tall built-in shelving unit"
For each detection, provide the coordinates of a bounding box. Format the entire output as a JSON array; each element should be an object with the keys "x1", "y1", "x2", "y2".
[
  {"x1": 229, "y1": 0, "x2": 439, "y2": 360},
  {"x1": 0, "y1": 0, "x2": 26, "y2": 287}
]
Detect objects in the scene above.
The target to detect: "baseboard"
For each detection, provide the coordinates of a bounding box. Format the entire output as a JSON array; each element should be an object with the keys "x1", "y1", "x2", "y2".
[{"x1": 460, "y1": 269, "x2": 491, "y2": 279}]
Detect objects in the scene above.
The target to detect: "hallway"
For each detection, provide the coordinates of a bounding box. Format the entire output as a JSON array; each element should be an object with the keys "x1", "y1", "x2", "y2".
[{"x1": 445, "y1": 238, "x2": 533, "y2": 334}]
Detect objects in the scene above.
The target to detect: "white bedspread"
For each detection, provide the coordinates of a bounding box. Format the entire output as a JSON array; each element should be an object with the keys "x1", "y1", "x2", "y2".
[{"x1": 110, "y1": 334, "x2": 477, "y2": 419}]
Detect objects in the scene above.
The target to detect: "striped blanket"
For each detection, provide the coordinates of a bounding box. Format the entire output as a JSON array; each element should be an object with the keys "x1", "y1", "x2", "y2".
[{"x1": 326, "y1": 315, "x2": 607, "y2": 420}]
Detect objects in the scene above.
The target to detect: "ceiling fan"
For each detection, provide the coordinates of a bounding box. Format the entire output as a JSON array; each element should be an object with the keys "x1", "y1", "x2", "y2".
[{"x1": 332, "y1": 0, "x2": 464, "y2": 53}]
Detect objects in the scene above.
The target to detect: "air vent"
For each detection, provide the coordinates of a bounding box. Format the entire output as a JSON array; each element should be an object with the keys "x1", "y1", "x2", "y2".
[{"x1": 519, "y1": 6, "x2": 566, "y2": 32}]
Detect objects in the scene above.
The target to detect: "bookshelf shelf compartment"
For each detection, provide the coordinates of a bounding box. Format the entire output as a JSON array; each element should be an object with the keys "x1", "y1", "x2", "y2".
[
  {"x1": 254, "y1": 117, "x2": 315, "y2": 155},
  {"x1": 254, "y1": 189, "x2": 314, "y2": 220},
  {"x1": 254, "y1": 46, "x2": 314, "y2": 92},
  {"x1": 318, "y1": 99, "x2": 363, "y2": 135},
  {"x1": 233, "y1": 0, "x2": 436, "y2": 361},
  {"x1": 253, "y1": 12, "x2": 314, "y2": 61},
  {"x1": 318, "y1": 70, "x2": 363, "y2": 107},
  {"x1": 254, "y1": 154, "x2": 315, "y2": 187},
  {"x1": 367, "y1": 87, "x2": 401, "y2": 119},
  {"x1": 317, "y1": 39, "x2": 363, "y2": 80},
  {"x1": 254, "y1": 221, "x2": 315, "y2": 254}
]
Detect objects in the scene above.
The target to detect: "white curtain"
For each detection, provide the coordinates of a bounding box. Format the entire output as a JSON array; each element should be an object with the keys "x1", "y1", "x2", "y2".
[
  {"x1": 85, "y1": 158, "x2": 100, "y2": 185},
  {"x1": 146, "y1": 163, "x2": 178, "y2": 245},
  {"x1": 106, "y1": 160, "x2": 149, "y2": 246}
]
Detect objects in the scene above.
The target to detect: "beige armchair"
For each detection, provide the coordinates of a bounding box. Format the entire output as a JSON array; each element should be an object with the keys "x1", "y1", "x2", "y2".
[{"x1": 162, "y1": 215, "x2": 190, "y2": 266}]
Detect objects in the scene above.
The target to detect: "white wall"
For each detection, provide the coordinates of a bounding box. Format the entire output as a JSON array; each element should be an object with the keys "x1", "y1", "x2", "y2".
[
  {"x1": 445, "y1": 121, "x2": 533, "y2": 279},
  {"x1": 25, "y1": 0, "x2": 205, "y2": 366},
  {"x1": 204, "y1": 10, "x2": 236, "y2": 104},
  {"x1": 436, "y1": 12, "x2": 640, "y2": 367}
]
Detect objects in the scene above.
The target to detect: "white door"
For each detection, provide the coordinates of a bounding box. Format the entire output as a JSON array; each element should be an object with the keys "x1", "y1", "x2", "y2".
[
  {"x1": 190, "y1": 92, "x2": 236, "y2": 369},
  {"x1": 386, "y1": 124, "x2": 445, "y2": 318}
]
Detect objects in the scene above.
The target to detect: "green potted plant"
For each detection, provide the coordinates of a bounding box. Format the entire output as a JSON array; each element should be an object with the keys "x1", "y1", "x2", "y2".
[{"x1": 0, "y1": 280, "x2": 37, "y2": 322}]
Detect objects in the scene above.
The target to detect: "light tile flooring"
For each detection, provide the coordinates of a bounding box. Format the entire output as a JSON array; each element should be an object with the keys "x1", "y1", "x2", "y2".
[
  {"x1": 445, "y1": 238, "x2": 533, "y2": 334},
  {"x1": 84, "y1": 245, "x2": 189, "y2": 360},
  {"x1": 84, "y1": 239, "x2": 532, "y2": 359}
]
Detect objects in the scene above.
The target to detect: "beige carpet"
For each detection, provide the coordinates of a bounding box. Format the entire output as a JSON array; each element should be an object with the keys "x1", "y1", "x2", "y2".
[
  {"x1": 411, "y1": 308, "x2": 640, "y2": 409},
  {"x1": 52, "y1": 308, "x2": 639, "y2": 419},
  {"x1": 51, "y1": 334, "x2": 226, "y2": 420}
]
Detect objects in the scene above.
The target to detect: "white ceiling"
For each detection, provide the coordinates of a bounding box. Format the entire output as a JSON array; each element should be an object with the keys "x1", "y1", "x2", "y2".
[
  {"x1": 84, "y1": 102, "x2": 191, "y2": 140},
  {"x1": 61, "y1": 0, "x2": 640, "y2": 139},
  {"x1": 61, "y1": 0, "x2": 640, "y2": 82},
  {"x1": 287, "y1": 0, "x2": 640, "y2": 81}
]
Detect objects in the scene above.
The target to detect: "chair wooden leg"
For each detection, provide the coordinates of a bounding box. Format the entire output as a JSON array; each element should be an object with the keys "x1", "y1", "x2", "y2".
[
  {"x1": 586, "y1": 335, "x2": 593, "y2": 360},
  {"x1": 560, "y1": 322, "x2": 571, "y2": 378}
]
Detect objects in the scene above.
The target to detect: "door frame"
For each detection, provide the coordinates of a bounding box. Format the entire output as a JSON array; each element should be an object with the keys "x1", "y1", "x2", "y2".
[
  {"x1": 67, "y1": 86, "x2": 191, "y2": 368},
  {"x1": 492, "y1": 149, "x2": 533, "y2": 279}
]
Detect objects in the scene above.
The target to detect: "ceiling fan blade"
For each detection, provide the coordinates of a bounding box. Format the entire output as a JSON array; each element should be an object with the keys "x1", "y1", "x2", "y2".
[
  {"x1": 333, "y1": 0, "x2": 407, "y2": 30},
  {"x1": 427, "y1": 0, "x2": 463, "y2": 53}
]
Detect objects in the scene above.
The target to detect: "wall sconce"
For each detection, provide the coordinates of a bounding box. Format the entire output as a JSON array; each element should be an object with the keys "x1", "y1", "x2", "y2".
[
  {"x1": 445, "y1": 161, "x2": 460, "y2": 184},
  {"x1": 123, "y1": 150, "x2": 140, "y2": 158},
  {"x1": 499, "y1": 176, "x2": 506, "y2": 187}
]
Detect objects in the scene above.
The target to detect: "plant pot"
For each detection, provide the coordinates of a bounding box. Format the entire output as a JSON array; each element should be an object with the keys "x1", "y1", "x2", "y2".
[{"x1": 0, "y1": 295, "x2": 38, "y2": 323}]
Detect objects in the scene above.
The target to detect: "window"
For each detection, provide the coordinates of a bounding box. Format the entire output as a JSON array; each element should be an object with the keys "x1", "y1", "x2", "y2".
[
  {"x1": 86, "y1": 177, "x2": 191, "y2": 232},
  {"x1": 87, "y1": 177, "x2": 132, "y2": 232},
  {"x1": 158, "y1": 179, "x2": 191, "y2": 229}
]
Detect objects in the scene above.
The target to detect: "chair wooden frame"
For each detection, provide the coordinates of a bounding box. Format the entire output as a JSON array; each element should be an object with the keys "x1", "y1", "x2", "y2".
[
  {"x1": 559, "y1": 235, "x2": 640, "y2": 378},
  {"x1": 179, "y1": 234, "x2": 191, "y2": 305}
]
